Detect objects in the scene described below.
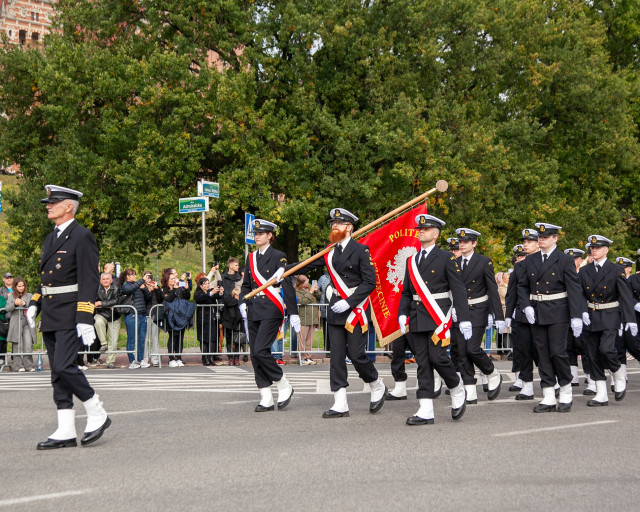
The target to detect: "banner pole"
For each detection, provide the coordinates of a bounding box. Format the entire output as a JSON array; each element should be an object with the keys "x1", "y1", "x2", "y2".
[{"x1": 244, "y1": 180, "x2": 448, "y2": 299}]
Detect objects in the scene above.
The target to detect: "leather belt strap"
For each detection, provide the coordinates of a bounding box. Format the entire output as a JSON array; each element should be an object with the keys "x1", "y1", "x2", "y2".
[
  {"x1": 587, "y1": 301, "x2": 619, "y2": 310},
  {"x1": 530, "y1": 291, "x2": 568, "y2": 301},
  {"x1": 41, "y1": 284, "x2": 78, "y2": 295},
  {"x1": 467, "y1": 295, "x2": 489, "y2": 305},
  {"x1": 413, "y1": 291, "x2": 451, "y2": 301}
]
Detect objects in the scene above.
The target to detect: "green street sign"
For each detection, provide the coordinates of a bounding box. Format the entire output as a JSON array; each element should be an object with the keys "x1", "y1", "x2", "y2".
[
  {"x1": 197, "y1": 180, "x2": 219, "y2": 198},
  {"x1": 179, "y1": 196, "x2": 209, "y2": 213}
]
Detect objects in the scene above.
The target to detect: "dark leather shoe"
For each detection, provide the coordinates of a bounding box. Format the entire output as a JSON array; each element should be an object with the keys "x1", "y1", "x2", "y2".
[
  {"x1": 384, "y1": 392, "x2": 407, "y2": 401},
  {"x1": 515, "y1": 393, "x2": 534, "y2": 401},
  {"x1": 37, "y1": 438, "x2": 77, "y2": 450},
  {"x1": 323, "y1": 409, "x2": 349, "y2": 418},
  {"x1": 487, "y1": 374, "x2": 502, "y2": 401},
  {"x1": 81, "y1": 417, "x2": 111, "y2": 446},
  {"x1": 370, "y1": 386, "x2": 387, "y2": 413},
  {"x1": 615, "y1": 390, "x2": 626, "y2": 402},
  {"x1": 445, "y1": 389, "x2": 451, "y2": 396},
  {"x1": 433, "y1": 387, "x2": 442, "y2": 399},
  {"x1": 466, "y1": 398, "x2": 478, "y2": 405},
  {"x1": 557, "y1": 402, "x2": 572, "y2": 413},
  {"x1": 254, "y1": 404, "x2": 274, "y2": 412},
  {"x1": 571, "y1": 382, "x2": 579, "y2": 387},
  {"x1": 482, "y1": 384, "x2": 489, "y2": 393},
  {"x1": 583, "y1": 389, "x2": 596, "y2": 396},
  {"x1": 587, "y1": 399, "x2": 608, "y2": 407},
  {"x1": 533, "y1": 403, "x2": 556, "y2": 413},
  {"x1": 277, "y1": 388, "x2": 294, "y2": 410},
  {"x1": 406, "y1": 416, "x2": 434, "y2": 425},
  {"x1": 508, "y1": 384, "x2": 523, "y2": 392},
  {"x1": 611, "y1": 384, "x2": 615, "y2": 393},
  {"x1": 451, "y1": 402, "x2": 466, "y2": 421}
]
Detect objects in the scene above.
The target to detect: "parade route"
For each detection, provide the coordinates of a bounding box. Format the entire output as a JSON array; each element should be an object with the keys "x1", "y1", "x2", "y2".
[{"x1": 2, "y1": 360, "x2": 640, "y2": 511}]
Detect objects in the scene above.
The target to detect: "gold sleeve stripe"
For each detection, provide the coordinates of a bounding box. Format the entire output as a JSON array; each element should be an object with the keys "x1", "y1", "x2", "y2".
[
  {"x1": 77, "y1": 302, "x2": 95, "y2": 313},
  {"x1": 32, "y1": 293, "x2": 41, "y2": 302}
]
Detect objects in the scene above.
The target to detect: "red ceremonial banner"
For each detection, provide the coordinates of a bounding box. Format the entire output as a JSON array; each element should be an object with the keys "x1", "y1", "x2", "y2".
[{"x1": 358, "y1": 203, "x2": 427, "y2": 346}]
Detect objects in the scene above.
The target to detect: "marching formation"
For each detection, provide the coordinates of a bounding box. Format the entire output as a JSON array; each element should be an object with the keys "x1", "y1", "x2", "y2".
[{"x1": 30, "y1": 182, "x2": 640, "y2": 451}]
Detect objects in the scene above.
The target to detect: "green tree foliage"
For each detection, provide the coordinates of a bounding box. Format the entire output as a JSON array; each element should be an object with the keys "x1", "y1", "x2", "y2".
[{"x1": 1, "y1": 0, "x2": 638, "y2": 283}]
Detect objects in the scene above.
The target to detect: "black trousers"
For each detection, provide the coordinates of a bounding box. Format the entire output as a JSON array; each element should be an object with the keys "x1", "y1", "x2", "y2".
[
  {"x1": 167, "y1": 328, "x2": 186, "y2": 361},
  {"x1": 407, "y1": 331, "x2": 460, "y2": 399},
  {"x1": 248, "y1": 317, "x2": 284, "y2": 388},
  {"x1": 327, "y1": 323, "x2": 378, "y2": 392},
  {"x1": 531, "y1": 322, "x2": 572, "y2": 388},
  {"x1": 512, "y1": 320, "x2": 537, "y2": 382},
  {"x1": 43, "y1": 330, "x2": 95, "y2": 409},
  {"x1": 585, "y1": 329, "x2": 620, "y2": 381},
  {"x1": 616, "y1": 329, "x2": 640, "y2": 365},
  {"x1": 453, "y1": 326, "x2": 495, "y2": 385},
  {"x1": 390, "y1": 335, "x2": 414, "y2": 382}
]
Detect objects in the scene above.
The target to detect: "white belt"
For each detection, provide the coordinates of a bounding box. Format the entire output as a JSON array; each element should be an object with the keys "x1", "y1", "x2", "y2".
[
  {"x1": 467, "y1": 295, "x2": 488, "y2": 305},
  {"x1": 530, "y1": 292, "x2": 568, "y2": 301},
  {"x1": 41, "y1": 284, "x2": 78, "y2": 295},
  {"x1": 413, "y1": 292, "x2": 452, "y2": 301},
  {"x1": 588, "y1": 301, "x2": 619, "y2": 310},
  {"x1": 326, "y1": 285, "x2": 356, "y2": 301}
]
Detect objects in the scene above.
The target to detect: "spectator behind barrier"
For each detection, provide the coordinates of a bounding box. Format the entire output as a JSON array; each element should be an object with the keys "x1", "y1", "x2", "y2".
[
  {"x1": 141, "y1": 271, "x2": 160, "y2": 367},
  {"x1": 94, "y1": 272, "x2": 122, "y2": 369},
  {"x1": 153, "y1": 268, "x2": 191, "y2": 367},
  {"x1": 221, "y1": 257, "x2": 245, "y2": 364},
  {"x1": 6, "y1": 277, "x2": 36, "y2": 372},
  {"x1": 294, "y1": 275, "x2": 321, "y2": 365},
  {"x1": 194, "y1": 277, "x2": 223, "y2": 366},
  {"x1": 120, "y1": 269, "x2": 150, "y2": 369},
  {"x1": 0, "y1": 272, "x2": 13, "y2": 364}
]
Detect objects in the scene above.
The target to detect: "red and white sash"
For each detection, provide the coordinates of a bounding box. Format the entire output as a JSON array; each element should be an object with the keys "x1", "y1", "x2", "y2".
[
  {"x1": 249, "y1": 251, "x2": 285, "y2": 334},
  {"x1": 406, "y1": 255, "x2": 452, "y2": 346},
  {"x1": 324, "y1": 245, "x2": 369, "y2": 333}
]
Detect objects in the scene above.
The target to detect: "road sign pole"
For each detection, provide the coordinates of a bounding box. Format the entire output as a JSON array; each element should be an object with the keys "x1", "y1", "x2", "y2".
[{"x1": 201, "y1": 211, "x2": 206, "y2": 273}]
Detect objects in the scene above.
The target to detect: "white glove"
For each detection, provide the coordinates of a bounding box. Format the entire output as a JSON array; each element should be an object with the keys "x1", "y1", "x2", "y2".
[
  {"x1": 459, "y1": 321, "x2": 472, "y2": 340},
  {"x1": 634, "y1": 303, "x2": 640, "y2": 313},
  {"x1": 289, "y1": 314, "x2": 301, "y2": 334},
  {"x1": 570, "y1": 317, "x2": 582, "y2": 338},
  {"x1": 626, "y1": 322, "x2": 638, "y2": 337},
  {"x1": 451, "y1": 308, "x2": 457, "y2": 323},
  {"x1": 76, "y1": 323, "x2": 95, "y2": 346},
  {"x1": 239, "y1": 302, "x2": 247, "y2": 320},
  {"x1": 619, "y1": 323, "x2": 623, "y2": 337},
  {"x1": 581, "y1": 311, "x2": 591, "y2": 326},
  {"x1": 398, "y1": 315, "x2": 407, "y2": 334},
  {"x1": 331, "y1": 299, "x2": 350, "y2": 314},
  {"x1": 26, "y1": 305, "x2": 38, "y2": 329},
  {"x1": 505, "y1": 318, "x2": 512, "y2": 331},
  {"x1": 487, "y1": 314, "x2": 494, "y2": 329},
  {"x1": 495, "y1": 320, "x2": 506, "y2": 334},
  {"x1": 274, "y1": 267, "x2": 285, "y2": 284},
  {"x1": 511, "y1": 309, "x2": 516, "y2": 319},
  {"x1": 524, "y1": 306, "x2": 535, "y2": 325}
]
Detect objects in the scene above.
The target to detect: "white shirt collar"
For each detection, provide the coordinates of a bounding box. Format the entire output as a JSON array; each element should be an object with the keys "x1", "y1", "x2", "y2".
[
  {"x1": 541, "y1": 246, "x2": 556, "y2": 258},
  {"x1": 55, "y1": 218, "x2": 74, "y2": 237},
  {"x1": 420, "y1": 244, "x2": 436, "y2": 258},
  {"x1": 258, "y1": 245, "x2": 271, "y2": 256},
  {"x1": 337, "y1": 237, "x2": 351, "y2": 250},
  {"x1": 461, "y1": 251, "x2": 474, "y2": 262}
]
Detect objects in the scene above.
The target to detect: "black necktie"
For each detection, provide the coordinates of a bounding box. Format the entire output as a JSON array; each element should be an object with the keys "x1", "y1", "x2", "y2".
[
  {"x1": 419, "y1": 250, "x2": 427, "y2": 265},
  {"x1": 335, "y1": 244, "x2": 343, "y2": 258},
  {"x1": 595, "y1": 263, "x2": 599, "y2": 273},
  {"x1": 54, "y1": 227, "x2": 60, "y2": 238},
  {"x1": 257, "y1": 251, "x2": 263, "y2": 262},
  {"x1": 542, "y1": 253, "x2": 548, "y2": 264},
  {"x1": 462, "y1": 258, "x2": 467, "y2": 271}
]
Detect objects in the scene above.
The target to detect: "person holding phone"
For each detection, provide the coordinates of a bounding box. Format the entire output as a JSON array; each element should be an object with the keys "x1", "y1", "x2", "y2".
[
  {"x1": 194, "y1": 277, "x2": 223, "y2": 365},
  {"x1": 294, "y1": 275, "x2": 321, "y2": 365},
  {"x1": 222, "y1": 257, "x2": 244, "y2": 364}
]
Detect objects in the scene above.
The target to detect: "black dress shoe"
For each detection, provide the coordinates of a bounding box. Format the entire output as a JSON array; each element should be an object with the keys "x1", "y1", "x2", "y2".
[
  {"x1": 482, "y1": 384, "x2": 489, "y2": 393},
  {"x1": 466, "y1": 399, "x2": 477, "y2": 405},
  {"x1": 445, "y1": 389, "x2": 451, "y2": 396},
  {"x1": 433, "y1": 387, "x2": 442, "y2": 399},
  {"x1": 583, "y1": 389, "x2": 596, "y2": 396},
  {"x1": 515, "y1": 393, "x2": 534, "y2": 401},
  {"x1": 508, "y1": 384, "x2": 523, "y2": 392},
  {"x1": 323, "y1": 409, "x2": 349, "y2": 418},
  {"x1": 406, "y1": 416, "x2": 435, "y2": 425},
  {"x1": 615, "y1": 390, "x2": 626, "y2": 401},
  {"x1": 451, "y1": 401, "x2": 466, "y2": 421},
  {"x1": 555, "y1": 389, "x2": 560, "y2": 399},
  {"x1": 370, "y1": 386, "x2": 387, "y2": 413},
  {"x1": 487, "y1": 374, "x2": 502, "y2": 401},
  {"x1": 37, "y1": 438, "x2": 77, "y2": 450},
  {"x1": 571, "y1": 382, "x2": 579, "y2": 387},
  {"x1": 254, "y1": 404, "x2": 275, "y2": 412},
  {"x1": 587, "y1": 399, "x2": 608, "y2": 407},
  {"x1": 533, "y1": 403, "x2": 556, "y2": 413},
  {"x1": 611, "y1": 384, "x2": 615, "y2": 393},
  {"x1": 81, "y1": 417, "x2": 112, "y2": 446},
  {"x1": 557, "y1": 402, "x2": 572, "y2": 413},
  {"x1": 277, "y1": 388, "x2": 294, "y2": 410},
  {"x1": 384, "y1": 392, "x2": 407, "y2": 401}
]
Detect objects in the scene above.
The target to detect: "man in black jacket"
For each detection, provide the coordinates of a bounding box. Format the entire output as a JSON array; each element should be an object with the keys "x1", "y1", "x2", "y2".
[
  {"x1": 94, "y1": 272, "x2": 121, "y2": 369},
  {"x1": 451, "y1": 227, "x2": 505, "y2": 404}
]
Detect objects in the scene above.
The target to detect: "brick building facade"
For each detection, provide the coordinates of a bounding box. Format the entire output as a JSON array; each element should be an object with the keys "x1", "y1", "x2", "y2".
[{"x1": 0, "y1": 0, "x2": 55, "y2": 47}]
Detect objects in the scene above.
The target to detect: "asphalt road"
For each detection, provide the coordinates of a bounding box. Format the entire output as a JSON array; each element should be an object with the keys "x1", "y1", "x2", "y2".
[{"x1": 2, "y1": 360, "x2": 640, "y2": 511}]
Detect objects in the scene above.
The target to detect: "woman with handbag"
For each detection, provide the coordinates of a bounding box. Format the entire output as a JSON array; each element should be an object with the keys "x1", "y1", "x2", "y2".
[
  {"x1": 153, "y1": 268, "x2": 191, "y2": 367},
  {"x1": 6, "y1": 278, "x2": 37, "y2": 372}
]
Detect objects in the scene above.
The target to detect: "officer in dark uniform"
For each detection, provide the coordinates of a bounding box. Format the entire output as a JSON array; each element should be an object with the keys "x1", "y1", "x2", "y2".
[
  {"x1": 384, "y1": 334, "x2": 418, "y2": 401},
  {"x1": 291, "y1": 208, "x2": 386, "y2": 418},
  {"x1": 27, "y1": 185, "x2": 111, "y2": 449},
  {"x1": 505, "y1": 240, "x2": 529, "y2": 395},
  {"x1": 239, "y1": 219, "x2": 299, "y2": 412},
  {"x1": 447, "y1": 237, "x2": 461, "y2": 259},
  {"x1": 398, "y1": 214, "x2": 471, "y2": 424},
  {"x1": 579, "y1": 236, "x2": 637, "y2": 405},
  {"x1": 564, "y1": 248, "x2": 588, "y2": 387},
  {"x1": 612, "y1": 256, "x2": 640, "y2": 388},
  {"x1": 516, "y1": 222, "x2": 586, "y2": 413},
  {"x1": 451, "y1": 228, "x2": 505, "y2": 404}
]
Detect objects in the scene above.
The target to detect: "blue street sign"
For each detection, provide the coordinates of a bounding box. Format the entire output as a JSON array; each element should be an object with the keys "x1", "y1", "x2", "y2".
[{"x1": 245, "y1": 213, "x2": 255, "y2": 245}]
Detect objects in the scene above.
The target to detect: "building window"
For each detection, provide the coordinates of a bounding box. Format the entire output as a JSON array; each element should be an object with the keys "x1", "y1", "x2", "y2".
[
  {"x1": 19, "y1": 30, "x2": 26, "y2": 45},
  {"x1": 32, "y1": 32, "x2": 39, "y2": 43},
  {"x1": 31, "y1": 12, "x2": 35, "y2": 21},
  {"x1": 36, "y1": 12, "x2": 40, "y2": 21}
]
